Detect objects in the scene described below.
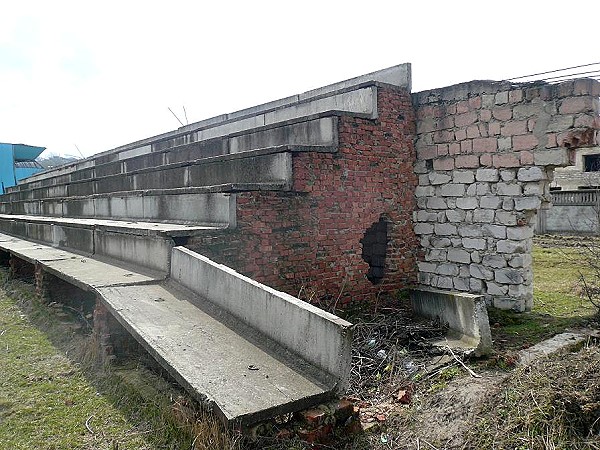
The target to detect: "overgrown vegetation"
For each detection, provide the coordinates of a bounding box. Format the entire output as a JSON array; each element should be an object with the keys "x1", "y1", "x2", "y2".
[
  {"x1": 466, "y1": 344, "x2": 600, "y2": 450},
  {"x1": 0, "y1": 273, "x2": 241, "y2": 450}
]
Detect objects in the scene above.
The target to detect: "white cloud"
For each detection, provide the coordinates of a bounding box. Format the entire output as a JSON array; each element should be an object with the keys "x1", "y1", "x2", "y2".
[{"x1": 0, "y1": 0, "x2": 597, "y2": 157}]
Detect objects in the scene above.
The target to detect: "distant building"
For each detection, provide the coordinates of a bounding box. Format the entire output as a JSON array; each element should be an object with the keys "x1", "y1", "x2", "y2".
[
  {"x1": 0, "y1": 143, "x2": 46, "y2": 194},
  {"x1": 552, "y1": 146, "x2": 600, "y2": 190}
]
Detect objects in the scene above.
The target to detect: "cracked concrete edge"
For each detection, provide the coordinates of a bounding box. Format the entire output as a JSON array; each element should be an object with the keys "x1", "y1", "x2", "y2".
[{"x1": 516, "y1": 330, "x2": 598, "y2": 366}]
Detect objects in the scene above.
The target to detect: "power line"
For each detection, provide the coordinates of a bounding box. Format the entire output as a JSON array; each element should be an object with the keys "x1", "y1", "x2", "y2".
[{"x1": 507, "y1": 62, "x2": 600, "y2": 81}]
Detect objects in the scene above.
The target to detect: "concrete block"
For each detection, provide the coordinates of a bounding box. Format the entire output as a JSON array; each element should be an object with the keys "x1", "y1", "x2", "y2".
[
  {"x1": 458, "y1": 224, "x2": 483, "y2": 237},
  {"x1": 480, "y1": 196, "x2": 502, "y2": 209},
  {"x1": 496, "y1": 239, "x2": 527, "y2": 253},
  {"x1": 500, "y1": 169, "x2": 516, "y2": 182},
  {"x1": 462, "y1": 238, "x2": 487, "y2": 250},
  {"x1": 470, "y1": 264, "x2": 494, "y2": 280},
  {"x1": 410, "y1": 288, "x2": 492, "y2": 356},
  {"x1": 517, "y1": 167, "x2": 546, "y2": 182},
  {"x1": 495, "y1": 211, "x2": 518, "y2": 226},
  {"x1": 436, "y1": 263, "x2": 460, "y2": 276},
  {"x1": 416, "y1": 210, "x2": 439, "y2": 222},
  {"x1": 440, "y1": 183, "x2": 465, "y2": 197},
  {"x1": 482, "y1": 224, "x2": 507, "y2": 239},
  {"x1": 427, "y1": 197, "x2": 447, "y2": 210},
  {"x1": 470, "y1": 278, "x2": 484, "y2": 291},
  {"x1": 534, "y1": 148, "x2": 569, "y2": 167},
  {"x1": 456, "y1": 197, "x2": 478, "y2": 210},
  {"x1": 434, "y1": 223, "x2": 457, "y2": 236},
  {"x1": 518, "y1": 332, "x2": 588, "y2": 367},
  {"x1": 494, "y1": 268, "x2": 523, "y2": 284},
  {"x1": 425, "y1": 249, "x2": 448, "y2": 262},
  {"x1": 453, "y1": 277, "x2": 470, "y2": 291},
  {"x1": 486, "y1": 282, "x2": 509, "y2": 296},
  {"x1": 300, "y1": 63, "x2": 411, "y2": 100},
  {"x1": 418, "y1": 261, "x2": 437, "y2": 273},
  {"x1": 523, "y1": 183, "x2": 544, "y2": 195},
  {"x1": 506, "y1": 226, "x2": 534, "y2": 240},
  {"x1": 266, "y1": 86, "x2": 377, "y2": 125},
  {"x1": 473, "y1": 209, "x2": 495, "y2": 223},
  {"x1": 415, "y1": 186, "x2": 435, "y2": 197},
  {"x1": 170, "y1": 247, "x2": 353, "y2": 388},
  {"x1": 476, "y1": 168, "x2": 499, "y2": 182},
  {"x1": 429, "y1": 172, "x2": 452, "y2": 185},
  {"x1": 52, "y1": 225, "x2": 94, "y2": 254},
  {"x1": 229, "y1": 117, "x2": 338, "y2": 153},
  {"x1": 94, "y1": 231, "x2": 172, "y2": 273},
  {"x1": 453, "y1": 170, "x2": 475, "y2": 184},
  {"x1": 414, "y1": 223, "x2": 434, "y2": 235},
  {"x1": 435, "y1": 276, "x2": 454, "y2": 289},
  {"x1": 431, "y1": 237, "x2": 452, "y2": 248},
  {"x1": 446, "y1": 210, "x2": 466, "y2": 223},
  {"x1": 496, "y1": 183, "x2": 522, "y2": 196},
  {"x1": 514, "y1": 196, "x2": 542, "y2": 211},
  {"x1": 482, "y1": 254, "x2": 507, "y2": 268}
]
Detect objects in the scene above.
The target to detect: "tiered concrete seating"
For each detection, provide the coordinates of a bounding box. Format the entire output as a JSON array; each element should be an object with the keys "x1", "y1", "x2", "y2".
[{"x1": 0, "y1": 63, "x2": 411, "y2": 426}]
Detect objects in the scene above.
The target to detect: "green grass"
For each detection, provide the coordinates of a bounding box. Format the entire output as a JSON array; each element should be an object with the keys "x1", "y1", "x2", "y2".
[
  {"x1": 489, "y1": 244, "x2": 599, "y2": 351},
  {"x1": 0, "y1": 274, "x2": 241, "y2": 450}
]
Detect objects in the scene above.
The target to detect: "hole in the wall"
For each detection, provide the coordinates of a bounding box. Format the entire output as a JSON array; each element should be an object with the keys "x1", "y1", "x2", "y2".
[
  {"x1": 172, "y1": 236, "x2": 189, "y2": 246},
  {"x1": 360, "y1": 217, "x2": 388, "y2": 285},
  {"x1": 425, "y1": 159, "x2": 434, "y2": 171}
]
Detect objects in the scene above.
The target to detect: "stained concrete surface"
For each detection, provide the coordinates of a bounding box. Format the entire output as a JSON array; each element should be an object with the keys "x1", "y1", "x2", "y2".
[{"x1": 98, "y1": 283, "x2": 336, "y2": 426}]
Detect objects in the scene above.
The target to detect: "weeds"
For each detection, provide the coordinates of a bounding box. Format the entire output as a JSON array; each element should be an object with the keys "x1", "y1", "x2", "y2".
[{"x1": 465, "y1": 344, "x2": 600, "y2": 450}]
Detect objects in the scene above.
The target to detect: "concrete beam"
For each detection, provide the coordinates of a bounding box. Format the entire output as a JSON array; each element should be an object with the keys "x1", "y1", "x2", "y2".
[
  {"x1": 170, "y1": 247, "x2": 353, "y2": 390},
  {"x1": 410, "y1": 287, "x2": 492, "y2": 356}
]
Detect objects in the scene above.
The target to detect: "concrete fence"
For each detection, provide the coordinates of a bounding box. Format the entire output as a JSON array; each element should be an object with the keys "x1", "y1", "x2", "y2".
[{"x1": 537, "y1": 189, "x2": 600, "y2": 234}]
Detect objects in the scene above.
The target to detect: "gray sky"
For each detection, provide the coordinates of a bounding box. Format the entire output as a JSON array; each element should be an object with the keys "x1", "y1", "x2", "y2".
[{"x1": 1, "y1": 0, "x2": 598, "y2": 158}]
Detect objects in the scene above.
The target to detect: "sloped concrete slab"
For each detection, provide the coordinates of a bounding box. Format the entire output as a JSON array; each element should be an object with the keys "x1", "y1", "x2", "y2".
[{"x1": 97, "y1": 283, "x2": 335, "y2": 426}]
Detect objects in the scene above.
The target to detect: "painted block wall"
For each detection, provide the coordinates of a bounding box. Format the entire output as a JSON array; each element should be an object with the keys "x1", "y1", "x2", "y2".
[{"x1": 412, "y1": 79, "x2": 600, "y2": 311}]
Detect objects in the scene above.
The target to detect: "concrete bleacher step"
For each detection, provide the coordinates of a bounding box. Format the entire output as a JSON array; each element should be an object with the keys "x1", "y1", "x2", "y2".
[
  {"x1": 0, "y1": 232, "x2": 352, "y2": 427},
  {"x1": 99, "y1": 282, "x2": 336, "y2": 425},
  {"x1": 9, "y1": 146, "x2": 299, "y2": 197},
  {"x1": 0, "y1": 214, "x2": 223, "y2": 273},
  {"x1": 0, "y1": 182, "x2": 288, "y2": 225}
]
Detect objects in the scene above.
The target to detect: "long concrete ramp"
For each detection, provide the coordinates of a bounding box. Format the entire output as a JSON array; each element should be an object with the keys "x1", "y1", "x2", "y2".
[{"x1": 0, "y1": 233, "x2": 353, "y2": 427}]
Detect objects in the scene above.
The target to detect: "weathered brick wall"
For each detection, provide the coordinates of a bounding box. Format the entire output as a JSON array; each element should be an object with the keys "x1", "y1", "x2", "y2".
[
  {"x1": 189, "y1": 86, "x2": 418, "y2": 304},
  {"x1": 413, "y1": 79, "x2": 600, "y2": 311}
]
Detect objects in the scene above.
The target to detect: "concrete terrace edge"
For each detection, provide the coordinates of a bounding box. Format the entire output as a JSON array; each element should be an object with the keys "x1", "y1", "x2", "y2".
[
  {"x1": 170, "y1": 246, "x2": 354, "y2": 391},
  {"x1": 410, "y1": 287, "x2": 493, "y2": 356},
  {"x1": 24, "y1": 64, "x2": 411, "y2": 184}
]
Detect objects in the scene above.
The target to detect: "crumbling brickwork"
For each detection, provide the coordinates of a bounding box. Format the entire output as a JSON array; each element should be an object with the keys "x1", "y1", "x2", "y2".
[
  {"x1": 189, "y1": 86, "x2": 419, "y2": 304},
  {"x1": 413, "y1": 79, "x2": 600, "y2": 311}
]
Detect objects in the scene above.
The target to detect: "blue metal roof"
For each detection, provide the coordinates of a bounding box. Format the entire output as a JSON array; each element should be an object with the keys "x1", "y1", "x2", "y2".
[{"x1": 11, "y1": 143, "x2": 46, "y2": 161}]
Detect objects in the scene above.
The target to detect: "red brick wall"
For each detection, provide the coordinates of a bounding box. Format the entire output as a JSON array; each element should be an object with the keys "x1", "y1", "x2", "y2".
[{"x1": 188, "y1": 86, "x2": 418, "y2": 304}]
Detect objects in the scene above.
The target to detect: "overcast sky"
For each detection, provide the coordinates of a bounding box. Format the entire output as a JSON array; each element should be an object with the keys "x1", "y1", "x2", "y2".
[{"x1": 1, "y1": 1, "x2": 598, "y2": 158}]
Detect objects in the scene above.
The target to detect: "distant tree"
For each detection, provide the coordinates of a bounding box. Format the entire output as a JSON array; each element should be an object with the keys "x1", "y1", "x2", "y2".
[{"x1": 38, "y1": 154, "x2": 79, "y2": 169}]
